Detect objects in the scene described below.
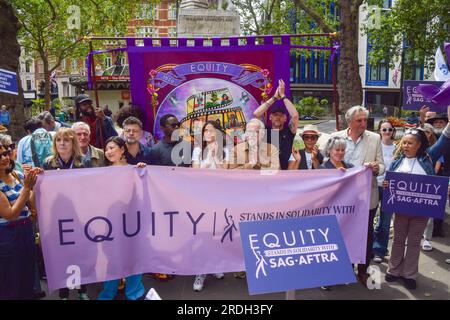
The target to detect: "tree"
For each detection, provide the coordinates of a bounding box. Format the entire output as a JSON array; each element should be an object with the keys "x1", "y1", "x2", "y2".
[
  {"x1": 364, "y1": 0, "x2": 450, "y2": 77},
  {"x1": 0, "y1": 0, "x2": 26, "y2": 140},
  {"x1": 234, "y1": 0, "x2": 365, "y2": 127},
  {"x1": 11, "y1": 0, "x2": 147, "y2": 109}
]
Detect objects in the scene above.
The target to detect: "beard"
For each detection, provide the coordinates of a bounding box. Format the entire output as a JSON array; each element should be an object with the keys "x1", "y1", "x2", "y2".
[{"x1": 433, "y1": 127, "x2": 443, "y2": 136}]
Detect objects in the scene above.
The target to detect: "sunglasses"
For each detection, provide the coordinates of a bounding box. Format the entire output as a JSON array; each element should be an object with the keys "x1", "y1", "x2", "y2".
[
  {"x1": 302, "y1": 135, "x2": 318, "y2": 140},
  {"x1": 8, "y1": 143, "x2": 15, "y2": 150},
  {"x1": 0, "y1": 149, "x2": 11, "y2": 158},
  {"x1": 381, "y1": 128, "x2": 394, "y2": 132},
  {"x1": 166, "y1": 123, "x2": 180, "y2": 128},
  {"x1": 405, "y1": 129, "x2": 422, "y2": 136}
]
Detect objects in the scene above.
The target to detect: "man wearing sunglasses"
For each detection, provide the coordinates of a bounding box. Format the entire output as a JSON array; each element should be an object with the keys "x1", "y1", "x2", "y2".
[
  {"x1": 253, "y1": 79, "x2": 299, "y2": 170},
  {"x1": 151, "y1": 114, "x2": 191, "y2": 167}
]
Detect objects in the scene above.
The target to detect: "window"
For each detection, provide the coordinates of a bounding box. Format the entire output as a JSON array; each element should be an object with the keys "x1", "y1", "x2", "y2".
[
  {"x1": 366, "y1": 35, "x2": 389, "y2": 86},
  {"x1": 61, "y1": 59, "x2": 66, "y2": 71},
  {"x1": 25, "y1": 60, "x2": 31, "y2": 73},
  {"x1": 382, "y1": 0, "x2": 392, "y2": 9},
  {"x1": 168, "y1": 3, "x2": 177, "y2": 20},
  {"x1": 105, "y1": 57, "x2": 112, "y2": 68},
  {"x1": 26, "y1": 80, "x2": 32, "y2": 91},
  {"x1": 71, "y1": 59, "x2": 78, "y2": 72},
  {"x1": 168, "y1": 27, "x2": 177, "y2": 38},
  {"x1": 136, "y1": 26, "x2": 157, "y2": 38},
  {"x1": 136, "y1": 3, "x2": 158, "y2": 20},
  {"x1": 119, "y1": 56, "x2": 126, "y2": 66}
]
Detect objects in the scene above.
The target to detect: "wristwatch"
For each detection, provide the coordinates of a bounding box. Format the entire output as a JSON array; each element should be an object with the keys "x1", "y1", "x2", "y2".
[{"x1": 280, "y1": 96, "x2": 287, "y2": 101}]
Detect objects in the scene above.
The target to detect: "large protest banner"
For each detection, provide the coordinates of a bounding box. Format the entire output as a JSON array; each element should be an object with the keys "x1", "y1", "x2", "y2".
[{"x1": 35, "y1": 166, "x2": 371, "y2": 291}]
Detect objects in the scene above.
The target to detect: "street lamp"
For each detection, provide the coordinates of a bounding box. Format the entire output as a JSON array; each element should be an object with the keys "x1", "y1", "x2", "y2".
[{"x1": 398, "y1": 36, "x2": 408, "y2": 118}]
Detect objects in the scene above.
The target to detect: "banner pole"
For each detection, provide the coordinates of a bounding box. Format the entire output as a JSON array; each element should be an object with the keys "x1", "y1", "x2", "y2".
[{"x1": 285, "y1": 290, "x2": 295, "y2": 300}]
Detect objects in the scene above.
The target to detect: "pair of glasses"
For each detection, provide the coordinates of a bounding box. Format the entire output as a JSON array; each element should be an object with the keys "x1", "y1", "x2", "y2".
[
  {"x1": 381, "y1": 128, "x2": 393, "y2": 132},
  {"x1": 302, "y1": 135, "x2": 318, "y2": 140},
  {"x1": 0, "y1": 149, "x2": 11, "y2": 158},
  {"x1": 405, "y1": 129, "x2": 421, "y2": 135},
  {"x1": 166, "y1": 123, "x2": 180, "y2": 128}
]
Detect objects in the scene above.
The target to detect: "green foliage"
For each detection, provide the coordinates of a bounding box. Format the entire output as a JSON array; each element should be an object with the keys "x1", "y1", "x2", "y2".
[
  {"x1": 295, "y1": 96, "x2": 327, "y2": 117},
  {"x1": 30, "y1": 98, "x2": 45, "y2": 116},
  {"x1": 363, "y1": 0, "x2": 450, "y2": 72}
]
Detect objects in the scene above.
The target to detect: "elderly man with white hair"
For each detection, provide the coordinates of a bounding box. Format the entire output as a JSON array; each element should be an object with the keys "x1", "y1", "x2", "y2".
[
  {"x1": 71, "y1": 122, "x2": 105, "y2": 168},
  {"x1": 331, "y1": 105, "x2": 385, "y2": 287},
  {"x1": 229, "y1": 118, "x2": 280, "y2": 171}
]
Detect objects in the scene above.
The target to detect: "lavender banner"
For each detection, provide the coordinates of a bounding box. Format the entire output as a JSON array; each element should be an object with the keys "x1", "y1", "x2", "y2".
[
  {"x1": 382, "y1": 171, "x2": 449, "y2": 219},
  {"x1": 403, "y1": 80, "x2": 446, "y2": 112},
  {"x1": 35, "y1": 166, "x2": 371, "y2": 291}
]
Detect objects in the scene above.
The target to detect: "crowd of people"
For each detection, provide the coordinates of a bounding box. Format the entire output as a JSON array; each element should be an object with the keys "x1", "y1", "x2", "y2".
[{"x1": 0, "y1": 81, "x2": 449, "y2": 299}]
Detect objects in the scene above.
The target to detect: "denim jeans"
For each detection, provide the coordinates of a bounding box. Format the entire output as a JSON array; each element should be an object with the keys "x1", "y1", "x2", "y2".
[
  {"x1": 373, "y1": 187, "x2": 393, "y2": 258},
  {"x1": 0, "y1": 219, "x2": 36, "y2": 299}
]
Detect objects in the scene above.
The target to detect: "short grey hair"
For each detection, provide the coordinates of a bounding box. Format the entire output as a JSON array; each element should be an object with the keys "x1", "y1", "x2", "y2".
[
  {"x1": 345, "y1": 106, "x2": 369, "y2": 124},
  {"x1": 247, "y1": 118, "x2": 265, "y2": 131},
  {"x1": 0, "y1": 134, "x2": 12, "y2": 146},
  {"x1": 71, "y1": 121, "x2": 91, "y2": 133},
  {"x1": 325, "y1": 136, "x2": 347, "y2": 157},
  {"x1": 38, "y1": 111, "x2": 55, "y2": 124}
]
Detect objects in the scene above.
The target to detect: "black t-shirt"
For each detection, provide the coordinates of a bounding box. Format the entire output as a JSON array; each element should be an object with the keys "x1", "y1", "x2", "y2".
[{"x1": 267, "y1": 126, "x2": 295, "y2": 170}]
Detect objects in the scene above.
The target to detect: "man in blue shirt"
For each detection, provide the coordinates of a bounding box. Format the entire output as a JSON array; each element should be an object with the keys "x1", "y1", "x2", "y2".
[
  {"x1": 0, "y1": 105, "x2": 10, "y2": 128},
  {"x1": 123, "y1": 116, "x2": 152, "y2": 165}
]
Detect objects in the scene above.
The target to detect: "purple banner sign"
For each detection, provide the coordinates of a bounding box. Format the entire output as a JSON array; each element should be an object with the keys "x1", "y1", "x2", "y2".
[
  {"x1": 382, "y1": 171, "x2": 449, "y2": 219},
  {"x1": 35, "y1": 166, "x2": 371, "y2": 291},
  {"x1": 403, "y1": 80, "x2": 446, "y2": 112}
]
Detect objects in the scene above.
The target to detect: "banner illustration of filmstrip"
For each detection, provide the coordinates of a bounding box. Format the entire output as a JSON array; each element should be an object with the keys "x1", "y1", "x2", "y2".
[{"x1": 127, "y1": 45, "x2": 290, "y2": 141}]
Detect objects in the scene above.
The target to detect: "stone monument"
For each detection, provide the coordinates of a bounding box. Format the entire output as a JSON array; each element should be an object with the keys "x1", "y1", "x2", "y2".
[{"x1": 177, "y1": 0, "x2": 240, "y2": 38}]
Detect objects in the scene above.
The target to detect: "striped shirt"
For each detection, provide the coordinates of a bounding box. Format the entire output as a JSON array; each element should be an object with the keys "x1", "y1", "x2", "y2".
[{"x1": 0, "y1": 171, "x2": 30, "y2": 225}]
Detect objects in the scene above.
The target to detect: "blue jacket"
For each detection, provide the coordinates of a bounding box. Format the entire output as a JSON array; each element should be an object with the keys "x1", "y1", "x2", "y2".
[
  {"x1": 389, "y1": 124, "x2": 450, "y2": 175},
  {"x1": 0, "y1": 110, "x2": 10, "y2": 126}
]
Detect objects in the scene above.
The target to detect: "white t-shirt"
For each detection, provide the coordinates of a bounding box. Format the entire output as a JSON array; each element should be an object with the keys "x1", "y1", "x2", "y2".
[
  {"x1": 395, "y1": 157, "x2": 426, "y2": 175},
  {"x1": 192, "y1": 146, "x2": 230, "y2": 169},
  {"x1": 377, "y1": 143, "x2": 396, "y2": 186}
]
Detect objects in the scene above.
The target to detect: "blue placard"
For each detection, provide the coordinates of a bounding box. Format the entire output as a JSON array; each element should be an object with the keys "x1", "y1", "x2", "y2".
[
  {"x1": 0, "y1": 68, "x2": 19, "y2": 95},
  {"x1": 239, "y1": 215, "x2": 356, "y2": 295},
  {"x1": 382, "y1": 171, "x2": 449, "y2": 219}
]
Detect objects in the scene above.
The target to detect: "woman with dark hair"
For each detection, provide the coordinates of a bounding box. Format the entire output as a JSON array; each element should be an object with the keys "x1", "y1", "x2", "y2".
[
  {"x1": 372, "y1": 120, "x2": 397, "y2": 263},
  {"x1": 115, "y1": 105, "x2": 155, "y2": 148},
  {"x1": 0, "y1": 141, "x2": 43, "y2": 299},
  {"x1": 191, "y1": 120, "x2": 228, "y2": 291},
  {"x1": 383, "y1": 106, "x2": 450, "y2": 290},
  {"x1": 192, "y1": 120, "x2": 229, "y2": 170},
  {"x1": 98, "y1": 136, "x2": 146, "y2": 300}
]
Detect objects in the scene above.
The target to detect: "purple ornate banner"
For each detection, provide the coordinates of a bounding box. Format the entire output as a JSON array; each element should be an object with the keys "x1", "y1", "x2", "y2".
[
  {"x1": 35, "y1": 166, "x2": 372, "y2": 291},
  {"x1": 126, "y1": 42, "x2": 290, "y2": 141},
  {"x1": 403, "y1": 80, "x2": 446, "y2": 112},
  {"x1": 382, "y1": 171, "x2": 449, "y2": 219}
]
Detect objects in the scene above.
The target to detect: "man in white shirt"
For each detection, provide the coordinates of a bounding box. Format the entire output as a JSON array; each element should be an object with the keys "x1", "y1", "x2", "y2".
[{"x1": 331, "y1": 106, "x2": 385, "y2": 287}]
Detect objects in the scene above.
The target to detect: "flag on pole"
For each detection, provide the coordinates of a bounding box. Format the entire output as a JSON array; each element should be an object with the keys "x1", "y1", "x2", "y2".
[{"x1": 434, "y1": 47, "x2": 450, "y2": 81}]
